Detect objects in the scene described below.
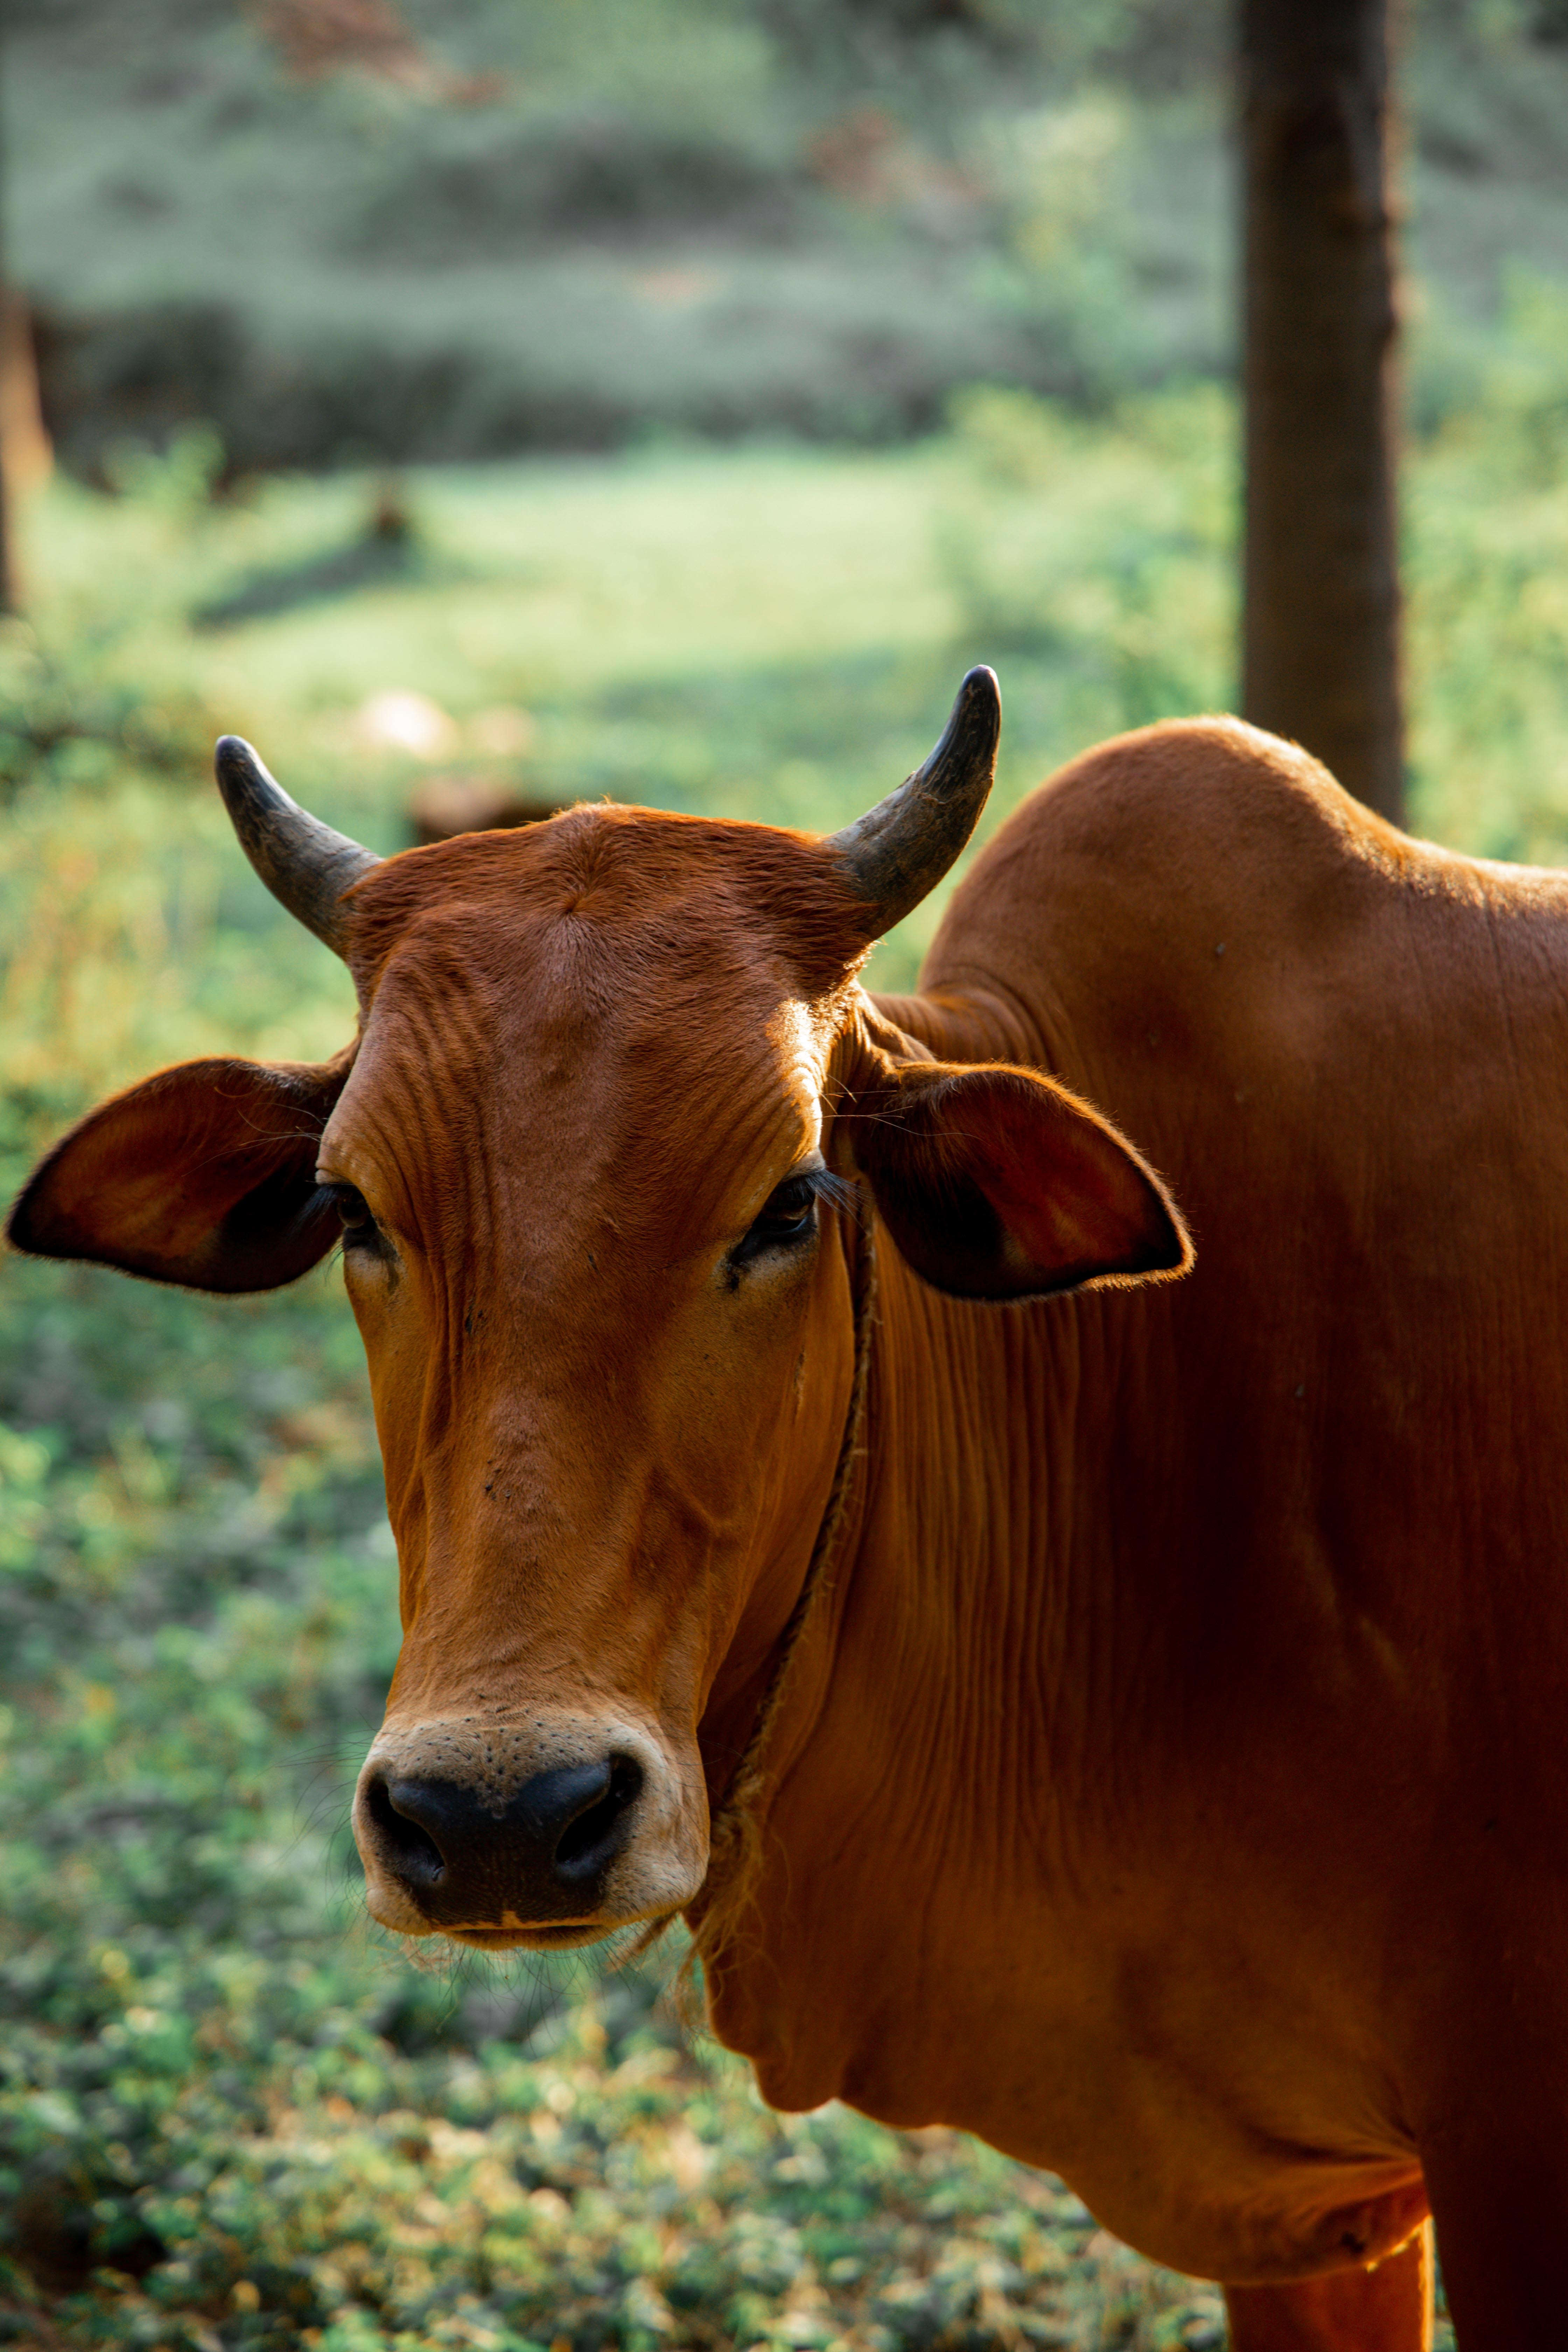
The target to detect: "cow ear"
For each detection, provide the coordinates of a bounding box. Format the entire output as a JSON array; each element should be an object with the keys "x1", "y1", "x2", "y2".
[
  {"x1": 6, "y1": 1049, "x2": 355, "y2": 1293},
  {"x1": 845, "y1": 1060, "x2": 1191, "y2": 1301}
]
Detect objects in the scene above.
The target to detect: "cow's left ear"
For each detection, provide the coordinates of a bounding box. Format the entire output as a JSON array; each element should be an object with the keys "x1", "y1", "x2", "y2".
[
  {"x1": 842, "y1": 1059, "x2": 1191, "y2": 1301},
  {"x1": 7, "y1": 1048, "x2": 356, "y2": 1293}
]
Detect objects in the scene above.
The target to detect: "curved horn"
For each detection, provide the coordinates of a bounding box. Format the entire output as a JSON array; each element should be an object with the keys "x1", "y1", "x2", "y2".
[
  {"x1": 215, "y1": 736, "x2": 379, "y2": 957},
  {"x1": 824, "y1": 666, "x2": 1000, "y2": 940}
]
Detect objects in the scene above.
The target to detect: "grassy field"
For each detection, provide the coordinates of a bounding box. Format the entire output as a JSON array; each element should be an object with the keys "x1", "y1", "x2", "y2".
[{"x1": 8, "y1": 360, "x2": 1568, "y2": 2343}]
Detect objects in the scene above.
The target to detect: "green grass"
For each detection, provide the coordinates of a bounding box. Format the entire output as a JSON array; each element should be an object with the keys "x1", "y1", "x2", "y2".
[{"x1": 11, "y1": 367, "x2": 1566, "y2": 2340}]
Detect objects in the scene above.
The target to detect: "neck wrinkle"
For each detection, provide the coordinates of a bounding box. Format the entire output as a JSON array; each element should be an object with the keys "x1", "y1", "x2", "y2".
[
  {"x1": 870, "y1": 975, "x2": 1059, "y2": 1070},
  {"x1": 702, "y1": 1225, "x2": 1106, "y2": 2113},
  {"x1": 701, "y1": 1203, "x2": 1172, "y2": 2124},
  {"x1": 700, "y1": 989, "x2": 1167, "y2": 2115},
  {"x1": 691, "y1": 1198, "x2": 863, "y2": 1818}
]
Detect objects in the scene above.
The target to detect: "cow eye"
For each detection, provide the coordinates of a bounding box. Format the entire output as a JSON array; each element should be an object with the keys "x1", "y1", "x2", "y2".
[
  {"x1": 318, "y1": 1182, "x2": 383, "y2": 1253},
  {"x1": 732, "y1": 1173, "x2": 821, "y2": 1268}
]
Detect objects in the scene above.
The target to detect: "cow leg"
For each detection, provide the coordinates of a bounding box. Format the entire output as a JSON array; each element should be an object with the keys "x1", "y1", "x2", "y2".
[{"x1": 1223, "y1": 2226, "x2": 1433, "y2": 2352}]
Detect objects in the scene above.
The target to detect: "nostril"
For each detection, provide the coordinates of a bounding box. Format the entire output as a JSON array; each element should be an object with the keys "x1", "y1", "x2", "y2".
[
  {"x1": 554, "y1": 1754, "x2": 644, "y2": 1876},
  {"x1": 362, "y1": 1755, "x2": 646, "y2": 1914},
  {"x1": 368, "y1": 1776, "x2": 447, "y2": 1888}
]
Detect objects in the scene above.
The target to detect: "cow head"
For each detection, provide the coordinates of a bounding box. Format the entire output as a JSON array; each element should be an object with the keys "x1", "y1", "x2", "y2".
[{"x1": 8, "y1": 672, "x2": 1190, "y2": 1951}]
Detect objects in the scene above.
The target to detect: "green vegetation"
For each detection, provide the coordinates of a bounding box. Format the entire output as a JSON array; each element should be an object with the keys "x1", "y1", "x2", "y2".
[
  {"x1": 11, "y1": 0, "x2": 1568, "y2": 474},
  {"x1": 12, "y1": 334, "x2": 1568, "y2": 2338}
]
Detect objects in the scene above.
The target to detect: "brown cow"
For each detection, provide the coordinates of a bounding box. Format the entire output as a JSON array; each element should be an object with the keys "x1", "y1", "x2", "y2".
[{"x1": 10, "y1": 670, "x2": 1567, "y2": 2350}]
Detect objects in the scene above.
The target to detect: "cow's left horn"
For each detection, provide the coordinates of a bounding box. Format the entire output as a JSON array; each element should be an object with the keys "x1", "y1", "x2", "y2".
[
  {"x1": 215, "y1": 736, "x2": 379, "y2": 957},
  {"x1": 825, "y1": 666, "x2": 1000, "y2": 940}
]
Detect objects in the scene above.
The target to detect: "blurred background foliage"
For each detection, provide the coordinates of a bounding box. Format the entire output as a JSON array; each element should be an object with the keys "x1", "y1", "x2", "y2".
[
  {"x1": 4, "y1": 0, "x2": 1568, "y2": 2344},
  {"x1": 9, "y1": 0, "x2": 1568, "y2": 471}
]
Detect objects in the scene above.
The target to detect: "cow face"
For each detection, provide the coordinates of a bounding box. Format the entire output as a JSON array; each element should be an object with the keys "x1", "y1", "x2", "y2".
[
  {"x1": 321, "y1": 811, "x2": 876, "y2": 1946},
  {"x1": 9, "y1": 678, "x2": 1191, "y2": 1951}
]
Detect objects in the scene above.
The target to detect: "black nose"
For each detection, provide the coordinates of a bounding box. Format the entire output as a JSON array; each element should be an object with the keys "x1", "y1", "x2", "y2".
[{"x1": 363, "y1": 1755, "x2": 644, "y2": 1927}]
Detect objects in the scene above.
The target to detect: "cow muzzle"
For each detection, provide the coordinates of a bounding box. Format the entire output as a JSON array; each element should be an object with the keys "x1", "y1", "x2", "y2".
[{"x1": 352, "y1": 1715, "x2": 708, "y2": 1948}]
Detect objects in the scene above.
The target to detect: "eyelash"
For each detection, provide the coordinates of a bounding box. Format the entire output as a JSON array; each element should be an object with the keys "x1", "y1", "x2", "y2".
[
  {"x1": 318, "y1": 1183, "x2": 385, "y2": 1254},
  {"x1": 730, "y1": 1169, "x2": 849, "y2": 1269},
  {"x1": 315, "y1": 1170, "x2": 854, "y2": 1272}
]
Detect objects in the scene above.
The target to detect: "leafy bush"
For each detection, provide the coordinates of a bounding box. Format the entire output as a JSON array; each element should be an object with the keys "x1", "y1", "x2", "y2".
[
  {"x1": 344, "y1": 110, "x2": 803, "y2": 259},
  {"x1": 938, "y1": 382, "x2": 1233, "y2": 725}
]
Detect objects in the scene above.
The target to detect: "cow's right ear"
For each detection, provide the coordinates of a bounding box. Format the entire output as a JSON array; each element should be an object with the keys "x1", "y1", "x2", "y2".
[
  {"x1": 838, "y1": 1051, "x2": 1191, "y2": 1302},
  {"x1": 6, "y1": 1048, "x2": 356, "y2": 1293}
]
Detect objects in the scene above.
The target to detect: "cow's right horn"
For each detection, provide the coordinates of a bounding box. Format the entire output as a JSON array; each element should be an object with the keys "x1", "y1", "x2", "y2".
[
  {"x1": 825, "y1": 665, "x2": 1001, "y2": 940},
  {"x1": 215, "y1": 736, "x2": 379, "y2": 957}
]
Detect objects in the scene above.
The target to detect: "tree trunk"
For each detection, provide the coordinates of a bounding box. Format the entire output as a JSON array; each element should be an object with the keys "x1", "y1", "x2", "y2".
[{"x1": 1240, "y1": 0, "x2": 1404, "y2": 825}]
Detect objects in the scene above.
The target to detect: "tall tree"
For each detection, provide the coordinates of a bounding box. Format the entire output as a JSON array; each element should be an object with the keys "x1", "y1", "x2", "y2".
[{"x1": 1240, "y1": 0, "x2": 1404, "y2": 825}]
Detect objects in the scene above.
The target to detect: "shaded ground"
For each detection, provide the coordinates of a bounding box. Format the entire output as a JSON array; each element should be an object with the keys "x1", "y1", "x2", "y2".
[{"x1": 189, "y1": 489, "x2": 433, "y2": 628}]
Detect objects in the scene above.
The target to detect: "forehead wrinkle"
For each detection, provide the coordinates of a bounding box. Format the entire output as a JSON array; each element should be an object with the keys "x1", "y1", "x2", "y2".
[
  {"x1": 525, "y1": 1011, "x2": 817, "y2": 1260},
  {"x1": 360, "y1": 866, "x2": 789, "y2": 1049},
  {"x1": 323, "y1": 960, "x2": 501, "y2": 1257},
  {"x1": 337, "y1": 867, "x2": 844, "y2": 1263},
  {"x1": 343, "y1": 801, "x2": 874, "y2": 1005},
  {"x1": 592, "y1": 953, "x2": 832, "y2": 1246},
  {"x1": 767, "y1": 997, "x2": 830, "y2": 1120}
]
